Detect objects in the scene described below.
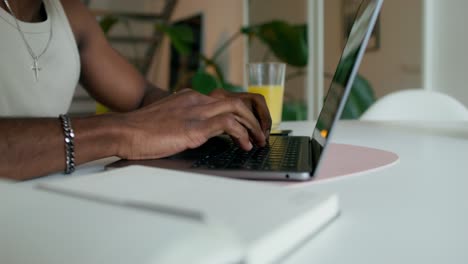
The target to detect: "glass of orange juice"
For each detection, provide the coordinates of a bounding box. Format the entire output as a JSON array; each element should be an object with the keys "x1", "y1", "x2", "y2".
[{"x1": 246, "y1": 62, "x2": 286, "y2": 129}]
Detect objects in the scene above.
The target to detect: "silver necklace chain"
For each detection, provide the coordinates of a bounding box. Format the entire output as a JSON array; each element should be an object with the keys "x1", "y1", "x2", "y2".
[{"x1": 3, "y1": 0, "x2": 53, "y2": 81}]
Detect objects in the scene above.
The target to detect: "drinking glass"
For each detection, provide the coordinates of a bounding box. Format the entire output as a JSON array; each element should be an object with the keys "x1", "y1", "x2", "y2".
[{"x1": 246, "y1": 62, "x2": 286, "y2": 129}]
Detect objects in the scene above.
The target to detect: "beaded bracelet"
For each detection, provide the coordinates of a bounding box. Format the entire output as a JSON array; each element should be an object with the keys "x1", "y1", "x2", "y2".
[{"x1": 59, "y1": 114, "x2": 75, "y2": 174}]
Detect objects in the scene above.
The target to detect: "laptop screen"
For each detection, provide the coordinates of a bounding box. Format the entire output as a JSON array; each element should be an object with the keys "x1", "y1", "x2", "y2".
[{"x1": 312, "y1": 0, "x2": 382, "y2": 153}]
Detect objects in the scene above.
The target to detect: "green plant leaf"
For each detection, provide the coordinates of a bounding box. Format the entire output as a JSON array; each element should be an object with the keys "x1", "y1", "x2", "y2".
[
  {"x1": 327, "y1": 49, "x2": 376, "y2": 119},
  {"x1": 242, "y1": 21, "x2": 308, "y2": 67},
  {"x1": 156, "y1": 24, "x2": 195, "y2": 56},
  {"x1": 294, "y1": 24, "x2": 308, "y2": 45},
  {"x1": 99, "y1": 15, "x2": 119, "y2": 34},
  {"x1": 341, "y1": 92, "x2": 362, "y2": 119},
  {"x1": 282, "y1": 101, "x2": 307, "y2": 121},
  {"x1": 341, "y1": 74, "x2": 376, "y2": 119},
  {"x1": 199, "y1": 55, "x2": 226, "y2": 84},
  {"x1": 192, "y1": 71, "x2": 220, "y2": 95},
  {"x1": 350, "y1": 75, "x2": 375, "y2": 109}
]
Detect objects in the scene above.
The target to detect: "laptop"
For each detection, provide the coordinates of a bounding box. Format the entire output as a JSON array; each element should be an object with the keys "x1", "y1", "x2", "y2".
[{"x1": 108, "y1": 0, "x2": 384, "y2": 181}]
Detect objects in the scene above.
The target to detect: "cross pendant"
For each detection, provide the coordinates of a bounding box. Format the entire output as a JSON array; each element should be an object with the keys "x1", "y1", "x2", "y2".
[{"x1": 32, "y1": 58, "x2": 41, "y2": 82}]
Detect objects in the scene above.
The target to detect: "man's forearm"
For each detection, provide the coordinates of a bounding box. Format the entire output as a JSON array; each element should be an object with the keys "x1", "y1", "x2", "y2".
[
  {"x1": 140, "y1": 81, "x2": 171, "y2": 107},
  {"x1": 0, "y1": 115, "x2": 122, "y2": 181}
]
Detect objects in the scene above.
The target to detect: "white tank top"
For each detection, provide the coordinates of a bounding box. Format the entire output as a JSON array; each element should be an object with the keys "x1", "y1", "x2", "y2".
[{"x1": 0, "y1": 0, "x2": 80, "y2": 117}]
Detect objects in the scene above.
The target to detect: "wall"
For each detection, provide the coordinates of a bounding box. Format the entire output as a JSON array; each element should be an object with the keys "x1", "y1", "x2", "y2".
[
  {"x1": 89, "y1": 0, "x2": 165, "y2": 13},
  {"x1": 71, "y1": 0, "x2": 160, "y2": 114},
  {"x1": 324, "y1": 0, "x2": 423, "y2": 98},
  {"x1": 248, "y1": 0, "x2": 308, "y2": 102},
  {"x1": 91, "y1": 0, "x2": 247, "y2": 90},
  {"x1": 71, "y1": 0, "x2": 428, "y2": 115},
  {"x1": 71, "y1": 0, "x2": 246, "y2": 114},
  {"x1": 424, "y1": 0, "x2": 468, "y2": 107},
  {"x1": 149, "y1": 0, "x2": 246, "y2": 90}
]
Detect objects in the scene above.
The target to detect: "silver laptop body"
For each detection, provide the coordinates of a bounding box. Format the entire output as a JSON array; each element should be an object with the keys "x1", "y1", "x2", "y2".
[{"x1": 108, "y1": 0, "x2": 384, "y2": 181}]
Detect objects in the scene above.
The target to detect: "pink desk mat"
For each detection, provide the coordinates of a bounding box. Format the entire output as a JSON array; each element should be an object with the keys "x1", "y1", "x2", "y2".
[{"x1": 311, "y1": 143, "x2": 399, "y2": 183}]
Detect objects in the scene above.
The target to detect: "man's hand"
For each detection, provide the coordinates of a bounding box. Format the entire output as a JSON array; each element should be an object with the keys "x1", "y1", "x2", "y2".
[
  {"x1": 116, "y1": 89, "x2": 270, "y2": 160},
  {"x1": 209, "y1": 89, "x2": 272, "y2": 138}
]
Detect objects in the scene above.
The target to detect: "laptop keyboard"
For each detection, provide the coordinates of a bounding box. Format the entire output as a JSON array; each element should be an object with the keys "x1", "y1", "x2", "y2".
[{"x1": 191, "y1": 136, "x2": 302, "y2": 171}]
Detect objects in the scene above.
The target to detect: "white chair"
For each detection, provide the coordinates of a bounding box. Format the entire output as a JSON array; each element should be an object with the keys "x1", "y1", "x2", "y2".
[{"x1": 360, "y1": 89, "x2": 468, "y2": 121}]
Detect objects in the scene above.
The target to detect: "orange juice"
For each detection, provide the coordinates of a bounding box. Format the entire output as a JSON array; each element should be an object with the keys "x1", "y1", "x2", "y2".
[{"x1": 248, "y1": 85, "x2": 284, "y2": 128}]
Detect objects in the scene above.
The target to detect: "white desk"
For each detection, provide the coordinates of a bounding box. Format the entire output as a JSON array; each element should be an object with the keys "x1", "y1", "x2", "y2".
[
  {"x1": 282, "y1": 121, "x2": 468, "y2": 264},
  {"x1": 18, "y1": 121, "x2": 468, "y2": 263}
]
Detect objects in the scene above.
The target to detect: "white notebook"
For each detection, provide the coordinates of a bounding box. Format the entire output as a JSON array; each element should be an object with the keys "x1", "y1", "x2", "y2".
[
  {"x1": 0, "y1": 180, "x2": 243, "y2": 264},
  {"x1": 40, "y1": 166, "x2": 340, "y2": 264}
]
